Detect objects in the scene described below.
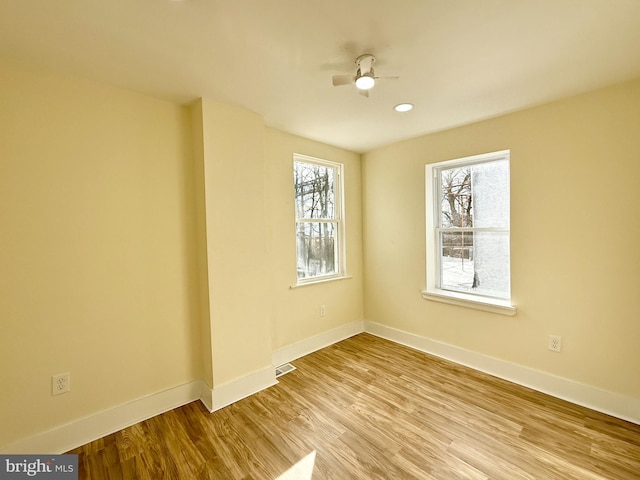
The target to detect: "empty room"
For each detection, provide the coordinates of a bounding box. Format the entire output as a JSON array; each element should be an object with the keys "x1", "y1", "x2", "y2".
[{"x1": 1, "y1": 1, "x2": 639, "y2": 479}]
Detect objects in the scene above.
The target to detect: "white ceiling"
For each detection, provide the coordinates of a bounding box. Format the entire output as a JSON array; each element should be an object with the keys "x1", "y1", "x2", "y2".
[{"x1": 1, "y1": 0, "x2": 640, "y2": 153}]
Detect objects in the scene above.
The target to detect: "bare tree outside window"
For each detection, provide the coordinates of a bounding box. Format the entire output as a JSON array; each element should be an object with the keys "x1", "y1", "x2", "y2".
[
  {"x1": 441, "y1": 168, "x2": 472, "y2": 229},
  {"x1": 294, "y1": 157, "x2": 343, "y2": 281}
]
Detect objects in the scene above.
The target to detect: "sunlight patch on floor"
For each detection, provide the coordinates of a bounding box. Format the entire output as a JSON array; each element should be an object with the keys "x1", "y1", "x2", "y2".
[{"x1": 276, "y1": 450, "x2": 316, "y2": 480}]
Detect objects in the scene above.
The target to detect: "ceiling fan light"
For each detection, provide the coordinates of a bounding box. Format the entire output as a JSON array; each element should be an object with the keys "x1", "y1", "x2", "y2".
[{"x1": 355, "y1": 74, "x2": 375, "y2": 90}]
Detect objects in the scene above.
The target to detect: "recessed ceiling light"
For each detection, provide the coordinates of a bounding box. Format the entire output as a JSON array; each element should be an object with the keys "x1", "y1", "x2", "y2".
[{"x1": 394, "y1": 103, "x2": 414, "y2": 112}]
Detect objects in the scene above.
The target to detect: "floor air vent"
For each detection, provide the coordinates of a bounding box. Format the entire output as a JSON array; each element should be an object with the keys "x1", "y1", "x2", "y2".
[{"x1": 275, "y1": 363, "x2": 296, "y2": 378}]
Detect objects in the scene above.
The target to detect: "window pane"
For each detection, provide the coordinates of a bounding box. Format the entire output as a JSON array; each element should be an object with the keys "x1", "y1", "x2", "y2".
[
  {"x1": 294, "y1": 162, "x2": 335, "y2": 219},
  {"x1": 439, "y1": 159, "x2": 509, "y2": 229},
  {"x1": 296, "y1": 222, "x2": 337, "y2": 279},
  {"x1": 440, "y1": 231, "x2": 510, "y2": 299}
]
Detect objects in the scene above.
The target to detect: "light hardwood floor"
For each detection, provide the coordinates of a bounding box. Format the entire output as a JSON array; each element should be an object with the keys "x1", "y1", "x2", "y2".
[{"x1": 69, "y1": 333, "x2": 640, "y2": 479}]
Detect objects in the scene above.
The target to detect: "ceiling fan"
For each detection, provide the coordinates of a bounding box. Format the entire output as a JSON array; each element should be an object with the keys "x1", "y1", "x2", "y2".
[{"x1": 332, "y1": 54, "x2": 398, "y2": 97}]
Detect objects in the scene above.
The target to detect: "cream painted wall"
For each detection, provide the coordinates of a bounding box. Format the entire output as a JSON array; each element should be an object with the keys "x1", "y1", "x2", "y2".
[
  {"x1": 199, "y1": 99, "x2": 273, "y2": 386},
  {"x1": 265, "y1": 128, "x2": 363, "y2": 351},
  {"x1": 363, "y1": 78, "x2": 640, "y2": 399},
  {"x1": 189, "y1": 100, "x2": 213, "y2": 388},
  {"x1": 0, "y1": 58, "x2": 362, "y2": 448},
  {"x1": 0, "y1": 58, "x2": 202, "y2": 448},
  {"x1": 4, "y1": 47, "x2": 635, "y2": 451}
]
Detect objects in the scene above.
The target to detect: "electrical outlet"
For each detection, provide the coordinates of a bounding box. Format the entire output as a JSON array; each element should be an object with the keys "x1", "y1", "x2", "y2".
[
  {"x1": 548, "y1": 335, "x2": 562, "y2": 353},
  {"x1": 320, "y1": 305, "x2": 326, "y2": 317},
  {"x1": 52, "y1": 372, "x2": 70, "y2": 395}
]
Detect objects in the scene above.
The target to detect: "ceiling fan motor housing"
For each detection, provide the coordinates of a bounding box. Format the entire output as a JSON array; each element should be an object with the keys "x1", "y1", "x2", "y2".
[{"x1": 355, "y1": 54, "x2": 376, "y2": 73}]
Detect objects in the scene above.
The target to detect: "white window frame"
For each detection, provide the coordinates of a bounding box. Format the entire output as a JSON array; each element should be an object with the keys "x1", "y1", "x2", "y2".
[
  {"x1": 423, "y1": 150, "x2": 516, "y2": 315},
  {"x1": 292, "y1": 154, "x2": 348, "y2": 287}
]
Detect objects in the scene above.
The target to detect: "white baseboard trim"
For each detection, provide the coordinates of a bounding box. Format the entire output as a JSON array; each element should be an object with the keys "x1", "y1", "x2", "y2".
[
  {"x1": 1, "y1": 366, "x2": 278, "y2": 454},
  {"x1": 200, "y1": 381, "x2": 214, "y2": 413},
  {"x1": 0, "y1": 381, "x2": 206, "y2": 455},
  {"x1": 364, "y1": 321, "x2": 640, "y2": 425},
  {"x1": 210, "y1": 365, "x2": 277, "y2": 412},
  {"x1": 6, "y1": 320, "x2": 635, "y2": 455},
  {"x1": 272, "y1": 320, "x2": 364, "y2": 367}
]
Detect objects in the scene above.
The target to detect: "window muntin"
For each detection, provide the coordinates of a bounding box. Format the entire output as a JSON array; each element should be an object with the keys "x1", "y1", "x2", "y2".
[
  {"x1": 427, "y1": 151, "x2": 511, "y2": 304},
  {"x1": 294, "y1": 155, "x2": 345, "y2": 283}
]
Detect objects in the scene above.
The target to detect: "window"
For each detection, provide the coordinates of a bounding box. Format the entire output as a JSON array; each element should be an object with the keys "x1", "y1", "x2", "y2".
[
  {"x1": 293, "y1": 154, "x2": 346, "y2": 284},
  {"x1": 423, "y1": 150, "x2": 515, "y2": 315}
]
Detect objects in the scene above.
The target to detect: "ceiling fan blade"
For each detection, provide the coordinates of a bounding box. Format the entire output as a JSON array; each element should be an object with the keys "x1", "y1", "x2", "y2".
[
  {"x1": 375, "y1": 75, "x2": 400, "y2": 80},
  {"x1": 332, "y1": 75, "x2": 355, "y2": 86},
  {"x1": 358, "y1": 88, "x2": 369, "y2": 98}
]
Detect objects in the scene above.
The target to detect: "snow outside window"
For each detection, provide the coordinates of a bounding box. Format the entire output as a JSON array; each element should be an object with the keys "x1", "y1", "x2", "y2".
[
  {"x1": 293, "y1": 154, "x2": 346, "y2": 284},
  {"x1": 423, "y1": 150, "x2": 515, "y2": 315}
]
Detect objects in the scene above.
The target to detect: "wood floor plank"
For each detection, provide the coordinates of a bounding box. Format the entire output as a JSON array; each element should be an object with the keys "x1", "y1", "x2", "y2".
[{"x1": 68, "y1": 333, "x2": 640, "y2": 479}]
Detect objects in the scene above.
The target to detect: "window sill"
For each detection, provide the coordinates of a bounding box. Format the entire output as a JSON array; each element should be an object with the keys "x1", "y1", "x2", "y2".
[
  {"x1": 290, "y1": 275, "x2": 352, "y2": 289},
  {"x1": 421, "y1": 288, "x2": 516, "y2": 316}
]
